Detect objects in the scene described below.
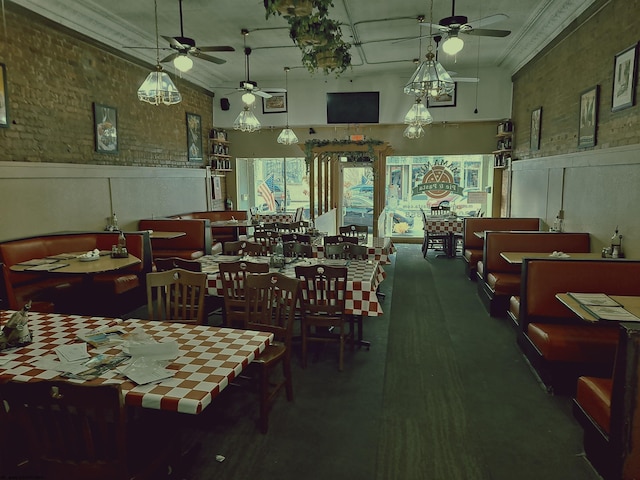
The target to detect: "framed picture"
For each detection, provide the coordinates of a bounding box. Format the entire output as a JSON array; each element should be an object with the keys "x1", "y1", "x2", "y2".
[
  {"x1": 0, "y1": 63, "x2": 8, "y2": 128},
  {"x1": 186, "y1": 112, "x2": 202, "y2": 162},
  {"x1": 612, "y1": 43, "x2": 638, "y2": 112},
  {"x1": 262, "y1": 93, "x2": 287, "y2": 114},
  {"x1": 93, "y1": 103, "x2": 118, "y2": 153},
  {"x1": 427, "y1": 83, "x2": 457, "y2": 107},
  {"x1": 530, "y1": 106, "x2": 542, "y2": 151},
  {"x1": 578, "y1": 85, "x2": 599, "y2": 148}
]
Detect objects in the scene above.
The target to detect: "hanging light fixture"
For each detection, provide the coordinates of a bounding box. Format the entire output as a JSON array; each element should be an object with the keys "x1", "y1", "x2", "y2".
[
  {"x1": 173, "y1": 54, "x2": 193, "y2": 72},
  {"x1": 277, "y1": 67, "x2": 299, "y2": 145},
  {"x1": 137, "y1": 0, "x2": 182, "y2": 106},
  {"x1": 403, "y1": 123, "x2": 425, "y2": 139},
  {"x1": 442, "y1": 33, "x2": 464, "y2": 56},
  {"x1": 404, "y1": 97, "x2": 433, "y2": 125},
  {"x1": 233, "y1": 105, "x2": 261, "y2": 132},
  {"x1": 404, "y1": 0, "x2": 455, "y2": 100}
]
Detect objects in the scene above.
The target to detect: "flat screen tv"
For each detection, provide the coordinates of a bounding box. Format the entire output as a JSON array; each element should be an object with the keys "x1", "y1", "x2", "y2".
[{"x1": 326, "y1": 92, "x2": 380, "y2": 124}]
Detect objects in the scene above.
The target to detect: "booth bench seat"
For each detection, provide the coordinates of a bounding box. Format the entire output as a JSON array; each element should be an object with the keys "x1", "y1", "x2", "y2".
[
  {"x1": 462, "y1": 217, "x2": 540, "y2": 280},
  {"x1": 516, "y1": 258, "x2": 640, "y2": 394},
  {"x1": 477, "y1": 231, "x2": 590, "y2": 316},
  {"x1": 0, "y1": 231, "x2": 151, "y2": 314},
  {"x1": 138, "y1": 218, "x2": 212, "y2": 261}
]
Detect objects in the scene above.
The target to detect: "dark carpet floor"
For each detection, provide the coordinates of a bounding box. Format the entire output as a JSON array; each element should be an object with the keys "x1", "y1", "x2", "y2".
[{"x1": 155, "y1": 244, "x2": 600, "y2": 480}]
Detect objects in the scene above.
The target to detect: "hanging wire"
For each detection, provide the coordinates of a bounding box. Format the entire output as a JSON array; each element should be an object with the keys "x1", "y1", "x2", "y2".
[
  {"x1": 1, "y1": 0, "x2": 7, "y2": 42},
  {"x1": 473, "y1": 1, "x2": 482, "y2": 113}
]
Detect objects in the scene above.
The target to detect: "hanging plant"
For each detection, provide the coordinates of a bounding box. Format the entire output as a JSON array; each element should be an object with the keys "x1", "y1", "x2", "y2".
[
  {"x1": 264, "y1": 0, "x2": 333, "y2": 19},
  {"x1": 289, "y1": 15, "x2": 341, "y2": 48},
  {"x1": 301, "y1": 40, "x2": 352, "y2": 75}
]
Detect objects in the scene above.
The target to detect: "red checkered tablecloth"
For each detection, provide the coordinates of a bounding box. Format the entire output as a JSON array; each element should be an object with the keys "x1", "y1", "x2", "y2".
[
  {"x1": 424, "y1": 218, "x2": 464, "y2": 234},
  {"x1": 254, "y1": 214, "x2": 293, "y2": 223},
  {"x1": 199, "y1": 256, "x2": 386, "y2": 316},
  {"x1": 315, "y1": 237, "x2": 396, "y2": 264},
  {"x1": 0, "y1": 311, "x2": 272, "y2": 415}
]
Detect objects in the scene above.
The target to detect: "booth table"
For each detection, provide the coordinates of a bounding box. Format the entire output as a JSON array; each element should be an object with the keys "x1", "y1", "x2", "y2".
[{"x1": 0, "y1": 311, "x2": 272, "y2": 415}]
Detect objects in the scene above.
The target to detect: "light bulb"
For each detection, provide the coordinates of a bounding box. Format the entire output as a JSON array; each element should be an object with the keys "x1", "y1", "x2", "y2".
[
  {"x1": 173, "y1": 55, "x2": 193, "y2": 72},
  {"x1": 241, "y1": 92, "x2": 256, "y2": 105},
  {"x1": 442, "y1": 36, "x2": 464, "y2": 55}
]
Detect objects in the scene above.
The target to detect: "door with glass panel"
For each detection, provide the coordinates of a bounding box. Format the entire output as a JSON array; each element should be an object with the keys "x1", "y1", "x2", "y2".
[{"x1": 340, "y1": 163, "x2": 374, "y2": 233}]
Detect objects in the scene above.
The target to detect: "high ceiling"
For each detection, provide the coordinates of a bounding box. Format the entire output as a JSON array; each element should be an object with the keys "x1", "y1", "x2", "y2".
[{"x1": 10, "y1": 0, "x2": 596, "y2": 92}]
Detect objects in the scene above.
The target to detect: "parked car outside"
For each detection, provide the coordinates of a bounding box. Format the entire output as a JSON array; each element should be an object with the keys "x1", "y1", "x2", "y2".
[{"x1": 343, "y1": 195, "x2": 414, "y2": 232}]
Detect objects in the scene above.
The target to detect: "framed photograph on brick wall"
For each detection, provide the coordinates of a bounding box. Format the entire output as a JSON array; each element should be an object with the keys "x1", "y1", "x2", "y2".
[
  {"x1": 186, "y1": 112, "x2": 202, "y2": 162},
  {"x1": 530, "y1": 106, "x2": 542, "y2": 151},
  {"x1": 612, "y1": 43, "x2": 638, "y2": 112},
  {"x1": 578, "y1": 85, "x2": 599, "y2": 148},
  {"x1": 0, "y1": 63, "x2": 8, "y2": 128},
  {"x1": 93, "y1": 103, "x2": 118, "y2": 153}
]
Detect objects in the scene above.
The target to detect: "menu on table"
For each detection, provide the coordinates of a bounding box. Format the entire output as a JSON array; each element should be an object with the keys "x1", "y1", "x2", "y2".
[{"x1": 567, "y1": 292, "x2": 640, "y2": 321}]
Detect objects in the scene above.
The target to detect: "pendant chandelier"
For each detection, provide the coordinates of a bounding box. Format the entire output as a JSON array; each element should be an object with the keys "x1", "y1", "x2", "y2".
[
  {"x1": 403, "y1": 123, "x2": 425, "y2": 139},
  {"x1": 404, "y1": 97, "x2": 433, "y2": 126},
  {"x1": 277, "y1": 67, "x2": 298, "y2": 145},
  {"x1": 233, "y1": 105, "x2": 261, "y2": 132},
  {"x1": 137, "y1": 0, "x2": 182, "y2": 106}
]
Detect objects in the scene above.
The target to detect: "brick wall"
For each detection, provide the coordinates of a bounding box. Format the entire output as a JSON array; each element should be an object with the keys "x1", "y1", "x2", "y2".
[
  {"x1": 0, "y1": 4, "x2": 213, "y2": 168},
  {"x1": 512, "y1": 0, "x2": 640, "y2": 160}
]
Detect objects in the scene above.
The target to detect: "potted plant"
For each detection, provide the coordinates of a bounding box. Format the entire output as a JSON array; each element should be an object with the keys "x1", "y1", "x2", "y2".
[
  {"x1": 264, "y1": 0, "x2": 333, "y2": 19},
  {"x1": 289, "y1": 15, "x2": 341, "y2": 47},
  {"x1": 302, "y1": 40, "x2": 352, "y2": 75}
]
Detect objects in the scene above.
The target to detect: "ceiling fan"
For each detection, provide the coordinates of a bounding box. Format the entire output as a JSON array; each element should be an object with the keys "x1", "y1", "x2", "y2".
[
  {"x1": 126, "y1": 0, "x2": 234, "y2": 72},
  {"x1": 411, "y1": 0, "x2": 511, "y2": 55},
  {"x1": 229, "y1": 30, "x2": 286, "y2": 104}
]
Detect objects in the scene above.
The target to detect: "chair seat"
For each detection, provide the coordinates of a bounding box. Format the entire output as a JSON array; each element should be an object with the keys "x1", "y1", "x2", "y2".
[{"x1": 253, "y1": 341, "x2": 286, "y2": 365}]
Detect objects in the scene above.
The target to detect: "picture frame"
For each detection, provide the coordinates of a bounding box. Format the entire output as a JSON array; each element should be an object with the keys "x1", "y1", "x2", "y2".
[
  {"x1": 93, "y1": 103, "x2": 118, "y2": 154},
  {"x1": 262, "y1": 92, "x2": 287, "y2": 114},
  {"x1": 578, "y1": 85, "x2": 599, "y2": 148},
  {"x1": 186, "y1": 112, "x2": 202, "y2": 162},
  {"x1": 427, "y1": 83, "x2": 457, "y2": 107},
  {"x1": 530, "y1": 106, "x2": 542, "y2": 151},
  {"x1": 612, "y1": 43, "x2": 638, "y2": 112},
  {"x1": 0, "y1": 63, "x2": 8, "y2": 128}
]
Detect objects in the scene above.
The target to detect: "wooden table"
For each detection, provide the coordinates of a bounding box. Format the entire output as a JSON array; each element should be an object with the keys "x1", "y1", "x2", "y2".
[
  {"x1": 556, "y1": 293, "x2": 640, "y2": 323},
  {"x1": 10, "y1": 253, "x2": 140, "y2": 274},
  {"x1": 211, "y1": 220, "x2": 252, "y2": 241},
  {"x1": 500, "y1": 251, "x2": 604, "y2": 264},
  {"x1": 0, "y1": 311, "x2": 272, "y2": 415},
  {"x1": 423, "y1": 217, "x2": 464, "y2": 258}
]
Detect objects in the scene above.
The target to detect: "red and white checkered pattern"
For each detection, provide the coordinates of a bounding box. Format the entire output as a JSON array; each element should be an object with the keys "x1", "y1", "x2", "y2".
[
  {"x1": 0, "y1": 311, "x2": 272, "y2": 415},
  {"x1": 254, "y1": 214, "x2": 293, "y2": 223},
  {"x1": 424, "y1": 219, "x2": 464, "y2": 234},
  {"x1": 199, "y1": 256, "x2": 386, "y2": 316},
  {"x1": 315, "y1": 237, "x2": 396, "y2": 264}
]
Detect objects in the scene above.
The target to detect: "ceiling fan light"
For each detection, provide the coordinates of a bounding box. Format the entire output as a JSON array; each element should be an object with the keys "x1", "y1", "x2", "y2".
[
  {"x1": 241, "y1": 92, "x2": 256, "y2": 105},
  {"x1": 442, "y1": 36, "x2": 464, "y2": 55},
  {"x1": 277, "y1": 128, "x2": 299, "y2": 145},
  {"x1": 173, "y1": 54, "x2": 193, "y2": 72},
  {"x1": 137, "y1": 66, "x2": 182, "y2": 106},
  {"x1": 233, "y1": 105, "x2": 261, "y2": 133}
]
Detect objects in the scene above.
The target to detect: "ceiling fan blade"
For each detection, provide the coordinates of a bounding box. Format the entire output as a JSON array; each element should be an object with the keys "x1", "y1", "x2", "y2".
[
  {"x1": 453, "y1": 77, "x2": 479, "y2": 83},
  {"x1": 161, "y1": 35, "x2": 188, "y2": 50},
  {"x1": 192, "y1": 51, "x2": 226, "y2": 64},
  {"x1": 466, "y1": 28, "x2": 511, "y2": 37},
  {"x1": 197, "y1": 46, "x2": 235, "y2": 52},
  {"x1": 467, "y1": 13, "x2": 509, "y2": 29},
  {"x1": 263, "y1": 88, "x2": 287, "y2": 93},
  {"x1": 160, "y1": 52, "x2": 179, "y2": 63},
  {"x1": 254, "y1": 90, "x2": 272, "y2": 99}
]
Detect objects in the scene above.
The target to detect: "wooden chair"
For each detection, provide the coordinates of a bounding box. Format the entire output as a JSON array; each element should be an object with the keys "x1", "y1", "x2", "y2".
[
  {"x1": 146, "y1": 268, "x2": 207, "y2": 325},
  {"x1": 283, "y1": 241, "x2": 313, "y2": 258},
  {"x1": 421, "y1": 208, "x2": 448, "y2": 258},
  {"x1": 293, "y1": 206, "x2": 304, "y2": 223},
  {"x1": 0, "y1": 380, "x2": 176, "y2": 480},
  {"x1": 295, "y1": 264, "x2": 352, "y2": 371},
  {"x1": 281, "y1": 232, "x2": 311, "y2": 244},
  {"x1": 253, "y1": 230, "x2": 280, "y2": 252},
  {"x1": 324, "y1": 243, "x2": 350, "y2": 259},
  {"x1": 339, "y1": 224, "x2": 369, "y2": 244},
  {"x1": 223, "y1": 240, "x2": 265, "y2": 256},
  {"x1": 244, "y1": 272, "x2": 300, "y2": 433},
  {"x1": 255, "y1": 222, "x2": 278, "y2": 232},
  {"x1": 218, "y1": 260, "x2": 269, "y2": 328},
  {"x1": 323, "y1": 235, "x2": 358, "y2": 246},
  {"x1": 344, "y1": 242, "x2": 368, "y2": 260}
]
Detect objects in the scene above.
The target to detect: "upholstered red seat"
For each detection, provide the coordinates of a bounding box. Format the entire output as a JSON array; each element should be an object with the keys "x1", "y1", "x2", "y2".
[{"x1": 576, "y1": 376, "x2": 612, "y2": 435}]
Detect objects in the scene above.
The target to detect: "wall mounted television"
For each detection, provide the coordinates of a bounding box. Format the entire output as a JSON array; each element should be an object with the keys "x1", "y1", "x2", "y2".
[{"x1": 326, "y1": 92, "x2": 380, "y2": 124}]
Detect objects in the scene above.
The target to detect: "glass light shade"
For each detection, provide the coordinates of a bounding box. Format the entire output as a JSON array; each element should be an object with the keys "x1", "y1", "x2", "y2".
[
  {"x1": 173, "y1": 55, "x2": 193, "y2": 72},
  {"x1": 233, "y1": 106, "x2": 261, "y2": 132},
  {"x1": 137, "y1": 66, "x2": 182, "y2": 105},
  {"x1": 442, "y1": 36, "x2": 464, "y2": 55},
  {"x1": 404, "y1": 100, "x2": 433, "y2": 125},
  {"x1": 277, "y1": 127, "x2": 299, "y2": 145},
  {"x1": 404, "y1": 51, "x2": 455, "y2": 99},
  {"x1": 403, "y1": 123, "x2": 425, "y2": 139},
  {"x1": 241, "y1": 92, "x2": 256, "y2": 105}
]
